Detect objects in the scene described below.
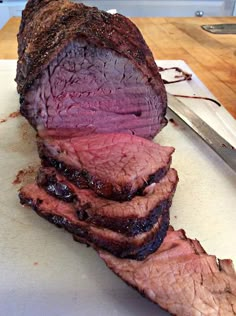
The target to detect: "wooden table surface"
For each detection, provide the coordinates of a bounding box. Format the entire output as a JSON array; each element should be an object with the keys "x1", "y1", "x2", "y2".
[{"x1": 0, "y1": 16, "x2": 236, "y2": 118}]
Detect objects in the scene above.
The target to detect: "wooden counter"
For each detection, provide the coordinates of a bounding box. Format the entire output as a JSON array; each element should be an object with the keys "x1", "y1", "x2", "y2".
[{"x1": 0, "y1": 17, "x2": 236, "y2": 117}]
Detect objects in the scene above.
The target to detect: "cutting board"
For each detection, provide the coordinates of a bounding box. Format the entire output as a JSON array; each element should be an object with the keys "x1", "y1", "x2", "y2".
[{"x1": 0, "y1": 60, "x2": 235, "y2": 316}]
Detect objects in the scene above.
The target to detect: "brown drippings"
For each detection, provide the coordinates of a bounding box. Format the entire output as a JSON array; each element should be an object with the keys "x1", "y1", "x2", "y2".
[
  {"x1": 33, "y1": 262, "x2": 39, "y2": 266},
  {"x1": 221, "y1": 143, "x2": 235, "y2": 150},
  {"x1": 20, "y1": 121, "x2": 33, "y2": 141},
  {"x1": 168, "y1": 118, "x2": 185, "y2": 130},
  {"x1": 169, "y1": 118, "x2": 179, "y2": 127},
  {"x1": 12, "y1": 165, "x2": 38, "y2": 185},
  {"x1": 159, "y1": 67, "x2": 221, "y2": 107},
  {"x1": 173, "y1": 94, "x2": 221, "y2": 107},
  {"x1": 9, "y1": 111, "x2": 20, "y2": 118},
  {"x1": 0, "y1": 111, "x2": 21, "y2": 124},
  {"x1": 158, "y1": 66, "x2": 192, "y2": 84},
  {"x1": 13, "y1": 170, "x2": 25, "y2": 185}
]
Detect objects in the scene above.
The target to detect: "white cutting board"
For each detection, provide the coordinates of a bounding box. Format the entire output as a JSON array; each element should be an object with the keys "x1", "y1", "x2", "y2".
[{"x1": 0, "y1": 60, "x2": 235, "y2": 316}]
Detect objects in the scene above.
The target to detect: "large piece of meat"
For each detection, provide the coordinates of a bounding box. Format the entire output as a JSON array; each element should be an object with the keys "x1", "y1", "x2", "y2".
[
  {"x1": 16, "y1": 0, "x2": 167, "y2": 139},
  {"x1": 16, "y1": 1, "x2": 234, "y2": 315},
  {"x1": 100, "y1": 227, "x2": 236, "y2": 316},
  {"x1": 38, "y1": 133, "x2": 174, "y2": 201}
]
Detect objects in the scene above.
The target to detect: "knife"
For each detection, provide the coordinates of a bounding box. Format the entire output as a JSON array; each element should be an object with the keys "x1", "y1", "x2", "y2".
[
  {"x1": 167, "y1": 93, "x2": 236, "y2": 172},
  {"x1": 201, "y1": 24, "x2": 236, "y2": 34}
]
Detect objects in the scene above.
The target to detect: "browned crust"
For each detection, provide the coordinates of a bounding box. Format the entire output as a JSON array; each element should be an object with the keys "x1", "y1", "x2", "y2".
[
  {"x1": 19, "y1": 187, "x2": 170, "y2": 260},
  {"x1": 36, "y1": 166, "x2": 178, "y2": 236},
  {"x1": 16, "y1": 0, "x2": 167, "y2": 124}
]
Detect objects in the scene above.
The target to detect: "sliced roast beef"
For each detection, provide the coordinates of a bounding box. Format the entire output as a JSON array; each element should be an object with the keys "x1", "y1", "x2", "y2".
[
  {"x1": 37, "y1": 167, "x2": 178, "y2": 236},
  {"x1": 100, "y1": 227, "x2": 236, "y2": 316},
  {"x1": 37, "y1": 133, "x2": 174, "y2": 201},
  {"x1": 19, "y1": 183, "x2": 170, "y2": 259},
  {"x1": 16, "y1": 0, "x2": 167, "y2": 139}
]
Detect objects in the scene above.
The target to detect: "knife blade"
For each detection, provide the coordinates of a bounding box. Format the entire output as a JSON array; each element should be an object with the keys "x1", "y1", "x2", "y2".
[
  {"x1": 167, "y1": 93, "x2": 236, "y2": 172},
  {"x1": 201, "y1": 24, "x2": 236, "y2": 34}
]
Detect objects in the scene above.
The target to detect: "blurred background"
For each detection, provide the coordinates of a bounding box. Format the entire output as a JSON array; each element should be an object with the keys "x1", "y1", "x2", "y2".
[{"x1": 0, "y1": 0, "x2": 236, "y2": 28}]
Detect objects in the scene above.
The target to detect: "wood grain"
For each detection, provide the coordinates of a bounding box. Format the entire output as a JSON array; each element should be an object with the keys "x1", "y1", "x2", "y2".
[{"x1": 0, "y1": 17, "x2": 235, "y2": 117}]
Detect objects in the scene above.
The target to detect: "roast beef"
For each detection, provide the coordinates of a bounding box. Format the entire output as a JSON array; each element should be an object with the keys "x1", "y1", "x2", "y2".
[
  {"x1": 19, "y1": 183, "x2": 170, "y2": 260},
  {"x1": 16, "y1": 0, "x2": 167, "y2": 139},
  {"x1": 100, "y1": 227, "x2": 236, "y2": 316},
  {"x1": 37, "y1": 133, "x2": 174, "y2": 201},
  {"x1": 37, "y1": 167, "x2": 178, "y2": 236}
]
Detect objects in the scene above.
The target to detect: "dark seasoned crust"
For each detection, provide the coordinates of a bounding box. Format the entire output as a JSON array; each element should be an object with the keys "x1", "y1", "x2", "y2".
[
  {"x1": 37, "y1": 167, "x2": 77, "y2": 203},
  {"x1": 19, "y1": 184, "x2": 170, "y2": 260},
  {"x1": 16, "y1": 0, "x2": 167, "y2": 128},
  {"x1": 37, "y1": 167, "x2": 178, "y2": 237},
  {"x1": 40, "y1": 155, "x2": 171, "y2": 201},
  {"x1": 73, "y1": 211, "x2": 169, "y2": 260}
]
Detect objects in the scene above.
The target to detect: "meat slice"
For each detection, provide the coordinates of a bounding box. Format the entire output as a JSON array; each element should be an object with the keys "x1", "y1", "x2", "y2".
[
  {"x1": 37, "y1": 133, "x2": 174, "y2": 201},
  {"x1": 16, "y1": 0, "x2": 167, "y2": 139},
  {"x1": 99, "y1": 227, "x2": 236, "y2": 316},
  {"x1": 19, "y1": 183, "x2": 170, "y2": 260},
  {"x1": 37, "y1": 167, "x2": 178, "y2": 236}
]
